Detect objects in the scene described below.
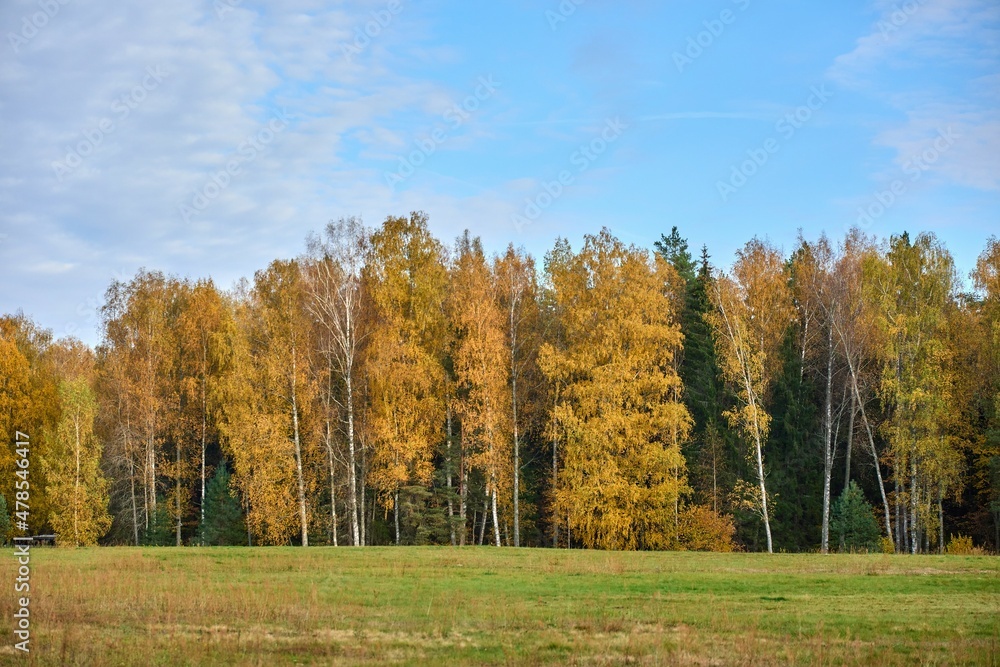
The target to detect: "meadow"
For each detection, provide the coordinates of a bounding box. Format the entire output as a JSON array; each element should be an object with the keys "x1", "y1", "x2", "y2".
[{"x1": 1, "y1": 547, "x2": 997, "y2": 666}]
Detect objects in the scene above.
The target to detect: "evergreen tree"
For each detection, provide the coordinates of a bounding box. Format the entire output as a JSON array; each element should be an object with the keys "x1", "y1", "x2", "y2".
[
  {"x1": 831, "y1": 481, "x2": 881, "y2": 552},
  {"x1": 766, "y1": 330, "x2": 823, "y2": 552},
  {"x1": 654, "y1": 234, "x2": 733, "y2": 511},
  {"x1": 143, "y1": 499, "x2": 174, "y2": 546},
  {"x1": 201, "y1": 463, "x2": 247, "y2": 546}
]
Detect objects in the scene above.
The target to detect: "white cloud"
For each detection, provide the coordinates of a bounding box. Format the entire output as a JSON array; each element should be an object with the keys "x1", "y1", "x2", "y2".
[
  {"x1": 0, "y1": 0, "x2": 476, "y2": 344},
  {"x1": 827, "y1": 0, "x2": 1000, "y2": 193}
]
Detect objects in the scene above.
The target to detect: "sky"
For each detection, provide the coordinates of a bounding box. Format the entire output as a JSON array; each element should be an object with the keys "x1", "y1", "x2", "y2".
[{"x1": 1, "y1": 0, "x2": 998, "y2": 347}]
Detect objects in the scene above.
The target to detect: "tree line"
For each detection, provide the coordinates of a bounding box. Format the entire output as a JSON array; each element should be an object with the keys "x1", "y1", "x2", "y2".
[{"x1": 2, "y1": 213, "x2": 998, "y2": 553}]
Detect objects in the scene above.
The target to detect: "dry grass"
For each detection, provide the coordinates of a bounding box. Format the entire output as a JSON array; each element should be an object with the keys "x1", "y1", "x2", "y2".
[{"x1": 1, "y1": 547, "x2": 997, "y2": 665}]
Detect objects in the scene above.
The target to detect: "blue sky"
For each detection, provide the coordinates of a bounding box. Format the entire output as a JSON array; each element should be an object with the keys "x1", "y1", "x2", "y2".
[{"x1": 1, "y1": 0, "x2": 997, "y2": 346}]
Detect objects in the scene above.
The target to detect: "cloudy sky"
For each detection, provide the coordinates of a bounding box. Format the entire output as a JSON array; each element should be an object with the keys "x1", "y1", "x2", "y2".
[{"x1": 1, "y1": 0, "x2": 998, "y2": 346}]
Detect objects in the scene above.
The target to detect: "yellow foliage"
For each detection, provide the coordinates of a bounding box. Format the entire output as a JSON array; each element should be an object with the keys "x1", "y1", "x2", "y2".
[
  {"x1": 674, "y1": 505, "x2": 736, "y2": 552},
  {"x1": 542, "y1": 229, "x2": 692, "y2": 550},
  {"x1": 945, "y1": 534, "x2": 976, "y2": 555}
]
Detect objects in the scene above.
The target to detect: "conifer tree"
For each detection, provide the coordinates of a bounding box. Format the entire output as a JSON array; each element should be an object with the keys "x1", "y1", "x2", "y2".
[{"x1": 201, "y1": 463, "x2": 247, "y2": 546}]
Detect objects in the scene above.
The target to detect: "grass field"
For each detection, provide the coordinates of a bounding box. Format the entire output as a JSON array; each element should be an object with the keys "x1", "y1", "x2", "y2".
[{"x1": 1, "y1": 547, "x2": 998, "y2": 666}]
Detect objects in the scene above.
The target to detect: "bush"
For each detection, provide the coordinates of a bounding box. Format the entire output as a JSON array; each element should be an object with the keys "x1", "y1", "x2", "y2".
[
  {"x1": 830, "y1": 481, "x2": 881, "y2": 553},
  {"x1": 946, "y1": 535, "x2": 976, "y2": 555},
  {"x1": 676, "y1": 505, "x2": 736, "y2": 552}
]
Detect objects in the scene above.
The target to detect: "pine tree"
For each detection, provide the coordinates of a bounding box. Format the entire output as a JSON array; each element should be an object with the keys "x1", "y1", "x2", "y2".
[
  {"x1": 655, "y1": 233, "x2": 732, "y2": 512},
  {"x1": 201, "y1": 463, "x2": 247, "y2": 546},
  {"x1": 831, "y1": 481, "x2": 881, "y2": 552}
]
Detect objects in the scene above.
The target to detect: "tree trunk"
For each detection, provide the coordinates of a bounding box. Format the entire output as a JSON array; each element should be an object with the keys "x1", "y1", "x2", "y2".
[
  {"x1": 742, "y1": 368, "x2": 773, "y2": 553},
  {"x1": 851, "y1": 370, "x2": 893, "y2": 547},
  {"x1": 491, "y1": 486, "x2": 501, "y2": 547},
  {"x1": 346, "y1": 375, "x2": 360, "y2": 547},
  {"x1": 291, "y1": 350, "x2": 308, "y2": 547},
  {"x1": 360, "y1": 439, "x2": 367, "y2": 546},
  {"x1": 753, "y1": 427, "x2": 773, "y2": 553},
  {"x1": 844, "y1": 383, "x2": 855, "y2": 494},
  {"x1": 910, "y1": 456, "x2": 918, "y2": 555},
  {"x1": 129, "y1": 453, "x2": 139, "y2": 546},
  {"x1": 938, "y1": 486, "x2": 944, "y2": 554},
  {"x1": 327, "y1": 432, "x2": 338, "y2": 547},
  {"x1": 446, "y1": 405, "x2": 455, "y2": 546},
  {"x1": 910, "y1": 452, "x2": 920, "y2": 554},
  {"x1": 478, "y1": 497, "x2": 488, "y2": 546},
  {"x1": 893, "y1": 475, "x2": 904, "y2": 553},
  {"x1": 512, "y1": 374, "x2": 520, "y2": 548},
  {"x1": 147, "y1": 430, "x2": 156, "y2": 529},
  {"x1": 176, "y1": 433, "x2": 182, "y2": 547},
  {"x1": 552, "y1": 383, "x2": 559, "y2": 549},
  {"x1": 460, "y1": 433, "x2": 468, "y2": 546},
  {"x1": 200, "y1": 366, "x2": 207, "y2": 546},
  {"x1": 74, "y1": 415, "x2": 81, "y2": 546},
  {"x1": 394, "y1": 489, "x2": 400, "y2": 546},
  {"x1": 821, "y1": 325, "x2": 834, "y2": 554}
]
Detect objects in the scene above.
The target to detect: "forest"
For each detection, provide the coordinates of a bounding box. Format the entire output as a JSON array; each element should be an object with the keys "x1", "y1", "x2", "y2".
[{"x1": 2, "y1": 213, "x2": 998, "y2": 554}]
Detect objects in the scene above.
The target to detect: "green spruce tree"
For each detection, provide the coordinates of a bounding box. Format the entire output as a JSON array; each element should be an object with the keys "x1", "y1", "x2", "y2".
[
  {"x1": 201, "y1": 463, "x2": 248, "y2": 546},
  {"x1": 831, "y1": 481, "x2": 881, "y2": 552}
]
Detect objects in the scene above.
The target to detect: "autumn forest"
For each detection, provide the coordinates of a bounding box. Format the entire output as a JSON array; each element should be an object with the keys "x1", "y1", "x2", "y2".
[{"x1": 2, "y1": 214, "x2": 998, "y2": 554}]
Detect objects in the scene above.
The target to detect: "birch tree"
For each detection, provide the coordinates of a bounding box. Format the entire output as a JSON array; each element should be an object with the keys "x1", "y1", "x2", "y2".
[
  {"x1": 304, "y1": 217, "x2": 370, "y2": 546},
  {"x1": 43, "y1": 355, "x2": 112, "y2": 546},
  {"x1": 217, "y1": 263, "x2": 317, "y2": 546},
  {"x1": 707, "y1": 238, "x2": 793, "y2": 553},
  {"x1": 830, "y1": 230, "x2": 893, "y2": 545},
  {"x1": 868, "y1": 232, "x2": 959, "y2": 553},
  {"x1": 364, "y1": 212, "x2": 448, "y2": 544},
  {"x1": 494, "y1": 244, "x2": 540, "y2": 547},
  {"x1": 450, "y1": 232, "x2": 510, "y2": 547}
]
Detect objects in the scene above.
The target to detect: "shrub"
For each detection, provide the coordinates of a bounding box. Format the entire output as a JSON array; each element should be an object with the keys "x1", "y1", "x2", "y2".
[
  {"x1": 676, "y1": 505, "x2": 736, "y2": 552},
  {"x1": 946, "y1": 535, "x2": 975, "y2": 555},
  {"x1": 831, "y1": 481, "x2": 881, "y2": 553}
]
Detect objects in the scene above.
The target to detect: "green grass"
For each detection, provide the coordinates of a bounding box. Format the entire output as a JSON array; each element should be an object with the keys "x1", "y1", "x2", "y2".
[{"x1": 1, "y1": 547, "x2": 998, "y2": 665}]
